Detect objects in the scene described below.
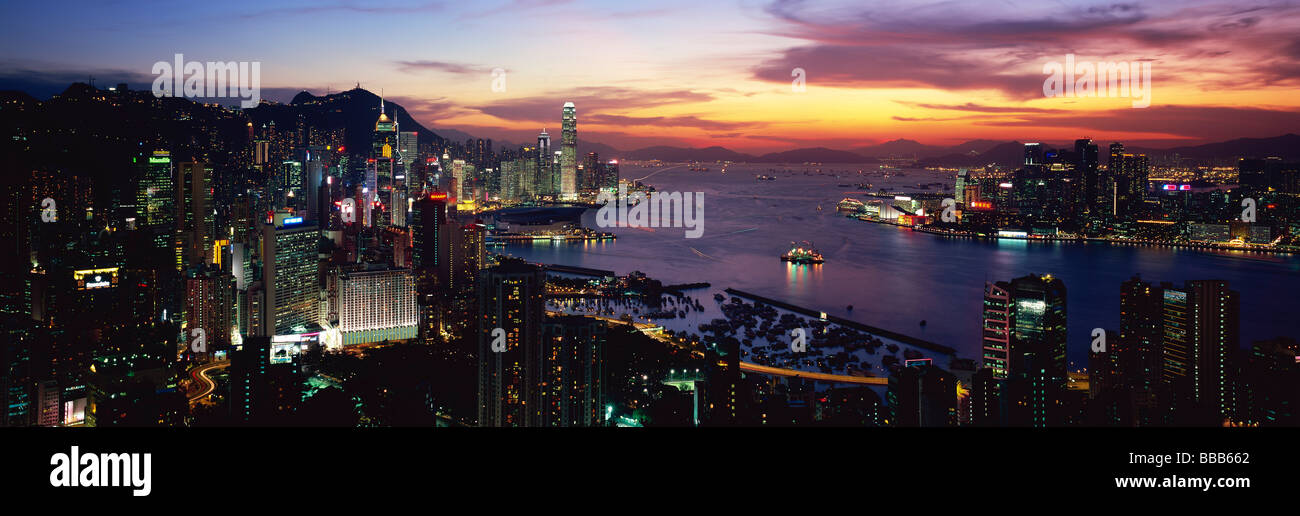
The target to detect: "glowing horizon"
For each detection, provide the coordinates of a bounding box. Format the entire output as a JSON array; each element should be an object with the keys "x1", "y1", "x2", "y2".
[{"x1": 3, "y1": 0, "x2": 1299, "y2": 152}]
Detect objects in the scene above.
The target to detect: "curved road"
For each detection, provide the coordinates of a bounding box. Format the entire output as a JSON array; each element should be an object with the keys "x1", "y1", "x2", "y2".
[
  {"x1": 188, "y1": 360, "x2": 230, "y2": 404},
  {"x1": 738, "y1": 361, "x2": 887, "y2": 385}
]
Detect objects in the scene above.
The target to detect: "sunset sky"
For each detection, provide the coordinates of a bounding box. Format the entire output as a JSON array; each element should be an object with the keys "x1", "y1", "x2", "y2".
[{"x1": 3, "y1": 0, "x2": 1300, "y2": 151}]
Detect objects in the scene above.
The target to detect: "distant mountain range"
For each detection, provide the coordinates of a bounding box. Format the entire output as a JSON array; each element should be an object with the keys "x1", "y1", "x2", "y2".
[
  {"x1": 6, "y1": 82, "x2": 1298, "y2": 170},
  {"x1": 520, "y1": 134, "x2": 1300, "y2": 167}
]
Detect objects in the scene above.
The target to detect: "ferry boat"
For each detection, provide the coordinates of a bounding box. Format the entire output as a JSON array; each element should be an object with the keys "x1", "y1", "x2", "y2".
[{"x1": 780, "y1": 241, "x2": 825, "y2": 264}]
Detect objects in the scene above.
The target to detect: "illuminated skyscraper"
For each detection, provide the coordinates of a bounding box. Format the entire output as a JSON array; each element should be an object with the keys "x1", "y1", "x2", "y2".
[
  {"x1": 1161, "y1": 280, "x2": 1240, "y2": 422},
  {"x1": 477, "y1": 260, "x2": 546, "y2": 427},
  {"x1": 982, "y1": 281, "x2": 1012, "y2": 380},
  {"x1": 184, "y1": 265, "x2": 233, "y2": 360},
  {"x1": 176, "y1": 161, "x2": 214, "y2": 271},
  {"x1": 413, "y1": 191, "x2": 449, "y2": 342},
  {"x1": 1007, "y1": 273, "x2": 1067, "y2": 427},
  {"x1": 259, "y1": 212, "x2": 318, "y2": 336},
  {"x1": 560, "y1": 102, "x2": 577, "y2": 200},
  {"x1": 136, "y1": 151, "x2": 175, "y2": 258},
  {"x1": 539, "y1": 315, "x2": 606, "y2": 427}
]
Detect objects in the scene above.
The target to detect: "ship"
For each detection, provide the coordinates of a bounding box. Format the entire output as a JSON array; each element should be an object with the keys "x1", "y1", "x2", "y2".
[{"x1": 780, "y1": 241, "x2": 825, "y2": 264}]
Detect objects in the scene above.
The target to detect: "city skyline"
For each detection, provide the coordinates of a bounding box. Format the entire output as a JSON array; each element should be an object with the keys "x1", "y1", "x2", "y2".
[{"x1": 4, "y1": 0, "x2": 1300, "y2": 153}]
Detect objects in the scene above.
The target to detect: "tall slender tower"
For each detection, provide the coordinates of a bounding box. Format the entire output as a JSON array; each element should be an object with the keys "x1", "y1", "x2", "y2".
[
  {"x1": 537, "y1": 129, "x2": 551, "y2": 196},
  {"x1": 370, "y1": 94, "x2": 398, "y2": 227},
  {"x1": 560, "y1": 102, "x2": 577, "y2": 200}
]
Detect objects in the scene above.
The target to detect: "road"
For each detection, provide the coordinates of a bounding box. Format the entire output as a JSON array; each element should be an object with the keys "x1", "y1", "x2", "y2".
[
  {"x1": 738, "y1": 361, "x2": 888, "y2": 385},
  {"x1": 188, "y1": 360, "x2": 230, "y2": 404}
]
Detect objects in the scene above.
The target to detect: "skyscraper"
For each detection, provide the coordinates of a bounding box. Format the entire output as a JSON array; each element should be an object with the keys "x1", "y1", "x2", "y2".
[
  {"x1": 477, "y1": 260, "x2": 546, "y2": 427},
  {"x1": 412, "y1": 191, "x2": 449, "y2": 343},
  {"x1": 888, "y1": 361, "x2": 958, "y2": 427},
  {"x1": 1008, "y1": 273, "x2": 1067, "y2": 427},
  {"x1": 259, "y1": 212, "x2": 319, "y2": 336},
  {"x1": 982, "y1": 281, "x2": 1013, "y2": 380},
  {"x1": 539, "y1": 315, "x2": 606, "y2": 427},
  {"x1": 1074, "y1": 138, "x2": 1100, "y2": 215},
  {"x1": 560, "y1": 102, "x2": 577, "y2": 200},
  {"x1": 184, "y1": 265, "x2": 233, "y2": 360},
  {"x1": 176, "y1": 161, "x2": 214, "y2": 272}
]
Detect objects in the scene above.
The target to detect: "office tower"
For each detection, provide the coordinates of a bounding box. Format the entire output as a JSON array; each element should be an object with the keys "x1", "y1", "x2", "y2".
[
  {"x1": 1119, "y1": 275, "x2": 1164, "y2": 416},
  {"x1": 539, "y1": 315, "x2": 606, "y2": 427},
  {"x1": 552, "y1": 151, "x2": 562, "y2": 197},
  {"x1": 278, "y1": 160, "x2": 303, "y2": 208},
  {"x1": 603, "y1": 159, "x2": 620, "y2": 191},
  {"x1": 982, "y1": 281, "x2": 1013, "y2": 379},
  {"x1": 136, "y1": 151, "x2": 176, "y2": 258},
  {"x1": 398, "y1": 131, "x2": 418, "y2": 181},
  {"x1": 176, "y1": 161, "x2": 214, "y2": 271},
  {"x1": 477, "y1": 260, "x2": 546, "y2": 427},
  {"x1": 1074, "y1": 138, "x2": 1101, "y2": 215},
  {"x1": 184, "y1": 265, "x2": 234, "y2": 360},
  {"x1": 450, "y1": 159, "x2": 467, "y2": 201},
  {"x1": 955, "y1": 170, "x2": 970, "y2": 207},
  {"x1": 888, "y1": 361, "x2": 958, "y2": 427},
  {"x1": 371, "y1": 97, "x2": 399, "y2": 228},
  {"x1": 298, "y1": 147, "x2": 326, "y2": 222},
  {"x1": 581, "y1": 152, "x2": 600, "y2": 192},
  {"x1": 536, "y1": 129, "x2": 552, "y2": 196},
  {"x1": 1107, "y1": 143, "x2": 1149, "y2": 218},
  {"x1": 560, "y1": 102, "x2": 577, "y2": 200},
  {"x1": 136, "y1": 151, "x2": 175, "y2": 227},
  {"x1": 447, "y1": 219, "x2": 486, "y2": 334},
  {"x1": 334, "y1": 265, "x2": 417, "y2": 346},
  {"x1": 259, "y1": 212, "x2": 319, "y2": 336},
  {"x1": 1006, "y1": 274, "x2": 1067, "y2": 427},
  {"x1": 1023, "y1": 143, "x2": 1044, "y2": 166},
  {"x1": 412, "y1": 192, "x2": 449, "y2": 342}
]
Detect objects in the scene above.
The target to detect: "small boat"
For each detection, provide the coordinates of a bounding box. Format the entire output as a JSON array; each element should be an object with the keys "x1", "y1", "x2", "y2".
[{"x1": 781, "y1": 241, "x2": 825, "y2": 264}]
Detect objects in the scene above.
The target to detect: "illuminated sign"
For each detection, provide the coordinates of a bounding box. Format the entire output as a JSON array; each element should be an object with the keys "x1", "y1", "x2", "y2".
[
  {"x1": 283, "y1": 217, "x2": 303, "y2": 225},
  {"x1": 73, "y1": 267, "x2": 120, "y2": 290},
  {"x1": 1163, "y1": 290, "x2": 1187, "y2": 303},
  {"x1": 270, "y1": 342, "x2": 297, "y2": 364},
  {"x1": 1162, "y1": 184, "x2": 1193, "y2": 191},
  {"x1": 999, "y1": 182, "x2": 1013, "y2": 189},
  {"x1": 970, "y1": 201, "x2": 993, "y2": 210}
]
